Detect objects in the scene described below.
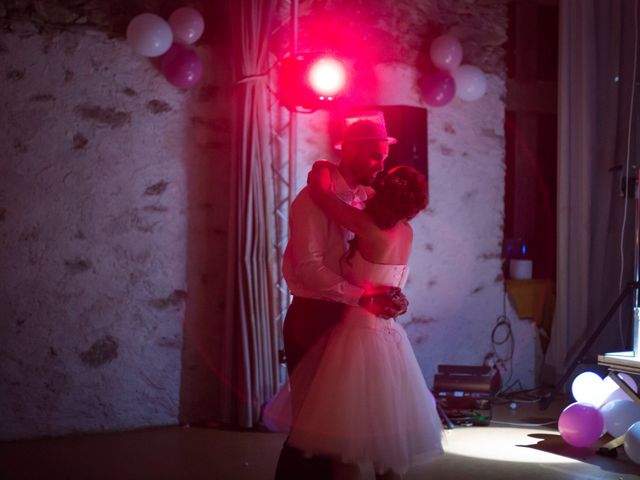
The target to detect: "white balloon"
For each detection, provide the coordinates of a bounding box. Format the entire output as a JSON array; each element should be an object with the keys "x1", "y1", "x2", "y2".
[
  {"x1": 600, "y1": 420, "x2": 608, "y2": 438},
  {"x1": 602, "y1": 373, "x2": 638, "y2": 404},
  {"x1": 624, "y1": 421, "x2": 640, "y2": 464},
  {"x1": 126, "y1": 13, "x2": 173, "y2": 57},
  {"x1": 452, "y1": 64, "x2": 487, "y2": 101},
  {"x1": 600, "y1": 400, "x2": 640, "y2": 438},
  {"x1": 601, "y1": 376, "x2": 622, "y2": 400},
  {"x1": 429, "y1": 34, "x2": 463, "y2": 71},
  {"x1": 169, "y1": 7, "x2": 205, "y2": 45},
  {"x1": 571, "y1": 371, "x2": 605, "y2": 406}
]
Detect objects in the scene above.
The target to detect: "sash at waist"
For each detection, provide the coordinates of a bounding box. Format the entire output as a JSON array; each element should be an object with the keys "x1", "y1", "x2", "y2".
[{"x1": 342, "y1": 306, "x2": 397, "y2": 330}]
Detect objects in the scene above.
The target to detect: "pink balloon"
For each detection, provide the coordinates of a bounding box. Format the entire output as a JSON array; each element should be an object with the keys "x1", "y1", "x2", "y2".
[
  {"x1": 168, "y1": 7, "x2": 205, "y2": 45},
  {"x1": 161, "y1": 44, "x2": 203, "y2": 89},
  {"x1": 430, "y1": 34, "x2": 463, "y2": 71},
  {"x1": 558, "y1": 402, "x2": 604, "y2": 448},
  {"x1": 419, "y1": 70, "x2": 456, "y2": 107}
]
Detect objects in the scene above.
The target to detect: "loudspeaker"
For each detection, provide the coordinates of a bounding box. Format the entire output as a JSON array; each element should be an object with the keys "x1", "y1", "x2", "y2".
[{"x1": 373, "y1": 105, "x2": 428, "y2": 181}]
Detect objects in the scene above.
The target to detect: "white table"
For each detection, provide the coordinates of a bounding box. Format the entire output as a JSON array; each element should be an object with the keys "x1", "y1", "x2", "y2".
[{"x1": 597, "y1": 351, "x2": 640, "y2": 454}]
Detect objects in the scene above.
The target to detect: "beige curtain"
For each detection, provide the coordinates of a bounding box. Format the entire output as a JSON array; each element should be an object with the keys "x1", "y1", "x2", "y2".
[
  {"x1": 547, "y1": 0, "x2": 639, "y2": 380},
  {"x1": 223, "y1": 0, "x2": 280, "y2": 427}
]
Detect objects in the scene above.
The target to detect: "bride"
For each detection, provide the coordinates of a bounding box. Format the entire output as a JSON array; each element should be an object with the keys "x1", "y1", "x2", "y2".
[{"x1": 268, "y1": 164, "x2": 444, "y2": 480}]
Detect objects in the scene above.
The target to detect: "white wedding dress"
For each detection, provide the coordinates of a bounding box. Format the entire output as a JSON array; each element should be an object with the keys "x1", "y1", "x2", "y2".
[{"x1": 265, "y1": 250, "x2": 444, "y2": 475}]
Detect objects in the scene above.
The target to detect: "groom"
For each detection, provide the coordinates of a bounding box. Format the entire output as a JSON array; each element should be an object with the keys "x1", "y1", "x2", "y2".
[{"x1": 274, "y1": 117, "x2": 408, "y2": 480}]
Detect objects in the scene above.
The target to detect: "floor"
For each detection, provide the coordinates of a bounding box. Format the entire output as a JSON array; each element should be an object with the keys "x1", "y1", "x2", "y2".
[{"x1": 1, "y1": 395, "x2": 639, "y2": 480}]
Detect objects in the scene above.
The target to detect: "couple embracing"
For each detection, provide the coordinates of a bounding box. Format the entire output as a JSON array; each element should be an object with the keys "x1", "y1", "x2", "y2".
[{"x1": 269, "y1": 117, "x2": 444, "y2": 480}]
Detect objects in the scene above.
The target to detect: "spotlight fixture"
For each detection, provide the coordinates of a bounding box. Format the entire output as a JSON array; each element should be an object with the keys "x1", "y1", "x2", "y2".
[{"x1": 279, "y1": 53, "x2": 348, "y2": 112}]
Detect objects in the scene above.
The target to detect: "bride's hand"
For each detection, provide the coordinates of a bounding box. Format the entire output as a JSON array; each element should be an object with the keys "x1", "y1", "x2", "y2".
[
  {"x1": 307, "y1": 160, "x2": 336, "y2": 198},
  {"x1": 359, "y1": 287, "x2": 409, "y2": 319}
]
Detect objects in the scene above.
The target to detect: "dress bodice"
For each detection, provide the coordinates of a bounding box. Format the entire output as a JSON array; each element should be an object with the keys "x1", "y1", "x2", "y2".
[{"x1": 341, "y1": 250, "x2": 409, "y2": 290}]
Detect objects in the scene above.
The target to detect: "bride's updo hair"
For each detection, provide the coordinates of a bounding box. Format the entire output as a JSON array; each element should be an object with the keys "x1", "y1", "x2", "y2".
[{"x1": 366, "y1": 166, "x2": 428, "y2": 230}]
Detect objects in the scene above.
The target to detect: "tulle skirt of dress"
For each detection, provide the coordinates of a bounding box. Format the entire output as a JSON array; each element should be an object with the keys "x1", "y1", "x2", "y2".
[{"x1": 265, "y1": 307, "x2": 444, "y2": 475}]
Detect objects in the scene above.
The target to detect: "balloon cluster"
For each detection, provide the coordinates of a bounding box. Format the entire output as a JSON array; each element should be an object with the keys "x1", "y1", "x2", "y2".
[
  {"x1": 419, "y1": 34, "x2": 487, "y2": 107},
  {"x1": 558, "y1": 371, "x2": 640, "y2": 463},
  {"x1": 126, "y1": 7, "x2": 205, "y2": 89}
]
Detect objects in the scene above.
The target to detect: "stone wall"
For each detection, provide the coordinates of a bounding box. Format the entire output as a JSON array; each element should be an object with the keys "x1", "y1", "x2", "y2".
[
  {"x1": 0, "y1": 0, "x2": 540, "y2": 440},
  {"x1": 0, "y1": 1, "x2": 232, "y2": 440}
]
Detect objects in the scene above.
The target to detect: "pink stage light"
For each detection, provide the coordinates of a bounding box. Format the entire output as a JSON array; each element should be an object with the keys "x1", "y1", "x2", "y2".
[
  {"x1": 279, "y1": 53, "x2": 349, "y2": 111},
  {"x1": 307, "y1": 57, "x2": 346, "y2": 97}
]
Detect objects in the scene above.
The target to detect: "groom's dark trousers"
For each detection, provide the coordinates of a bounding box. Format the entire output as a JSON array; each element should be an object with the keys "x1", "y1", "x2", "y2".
[{"x1": 273, "y1": 296, "x2": 345, "y2": 480}]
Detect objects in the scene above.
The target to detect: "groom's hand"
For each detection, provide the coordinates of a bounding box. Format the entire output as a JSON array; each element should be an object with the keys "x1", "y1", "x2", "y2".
[{"x1": 358, "y1": 287, "x2": 409, "y2": 319}]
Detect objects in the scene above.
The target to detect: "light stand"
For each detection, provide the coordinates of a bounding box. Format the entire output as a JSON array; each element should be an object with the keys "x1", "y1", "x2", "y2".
[
  {"x1": 634, "y1": 164, "x2": 640, "y2": 357},
  {"x1": 600, "y1": 166, "x2": 640, "y2": 359},
  {"x1": 540, "y1": 168, "x2": 640, "y2": 410},
  {"x1": 595, "y1": 168, "x2": 640, "y2": 455}
]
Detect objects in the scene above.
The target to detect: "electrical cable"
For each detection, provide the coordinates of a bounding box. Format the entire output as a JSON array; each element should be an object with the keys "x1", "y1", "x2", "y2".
[
  {"x1": 485, "y1": 290, "x2": 515, "y2": 393},
  {"x1": 489, "y1": 290, "x2": 559, "y2": 403},
  {"x1": 617, "y1": 0, "x2": 639, "y2": 346},
  {"x1": 495, "y1": 386, "x2": 552, "y2": 404}
]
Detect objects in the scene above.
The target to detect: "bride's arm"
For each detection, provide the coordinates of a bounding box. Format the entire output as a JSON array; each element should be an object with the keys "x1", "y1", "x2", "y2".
[{"x1": 307, "y1": 163, "x2": 378, "y2": 238}]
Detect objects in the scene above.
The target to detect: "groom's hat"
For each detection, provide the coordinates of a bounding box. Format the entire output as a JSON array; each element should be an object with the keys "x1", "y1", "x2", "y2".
[{"x1": 334, "y1": 112, "x2": 397, "y2": 150}]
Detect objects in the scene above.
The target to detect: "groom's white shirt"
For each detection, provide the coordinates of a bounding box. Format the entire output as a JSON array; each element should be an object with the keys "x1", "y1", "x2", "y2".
[{"x1": 283, "y1": 167, "x2": 368, "y2": 306}]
